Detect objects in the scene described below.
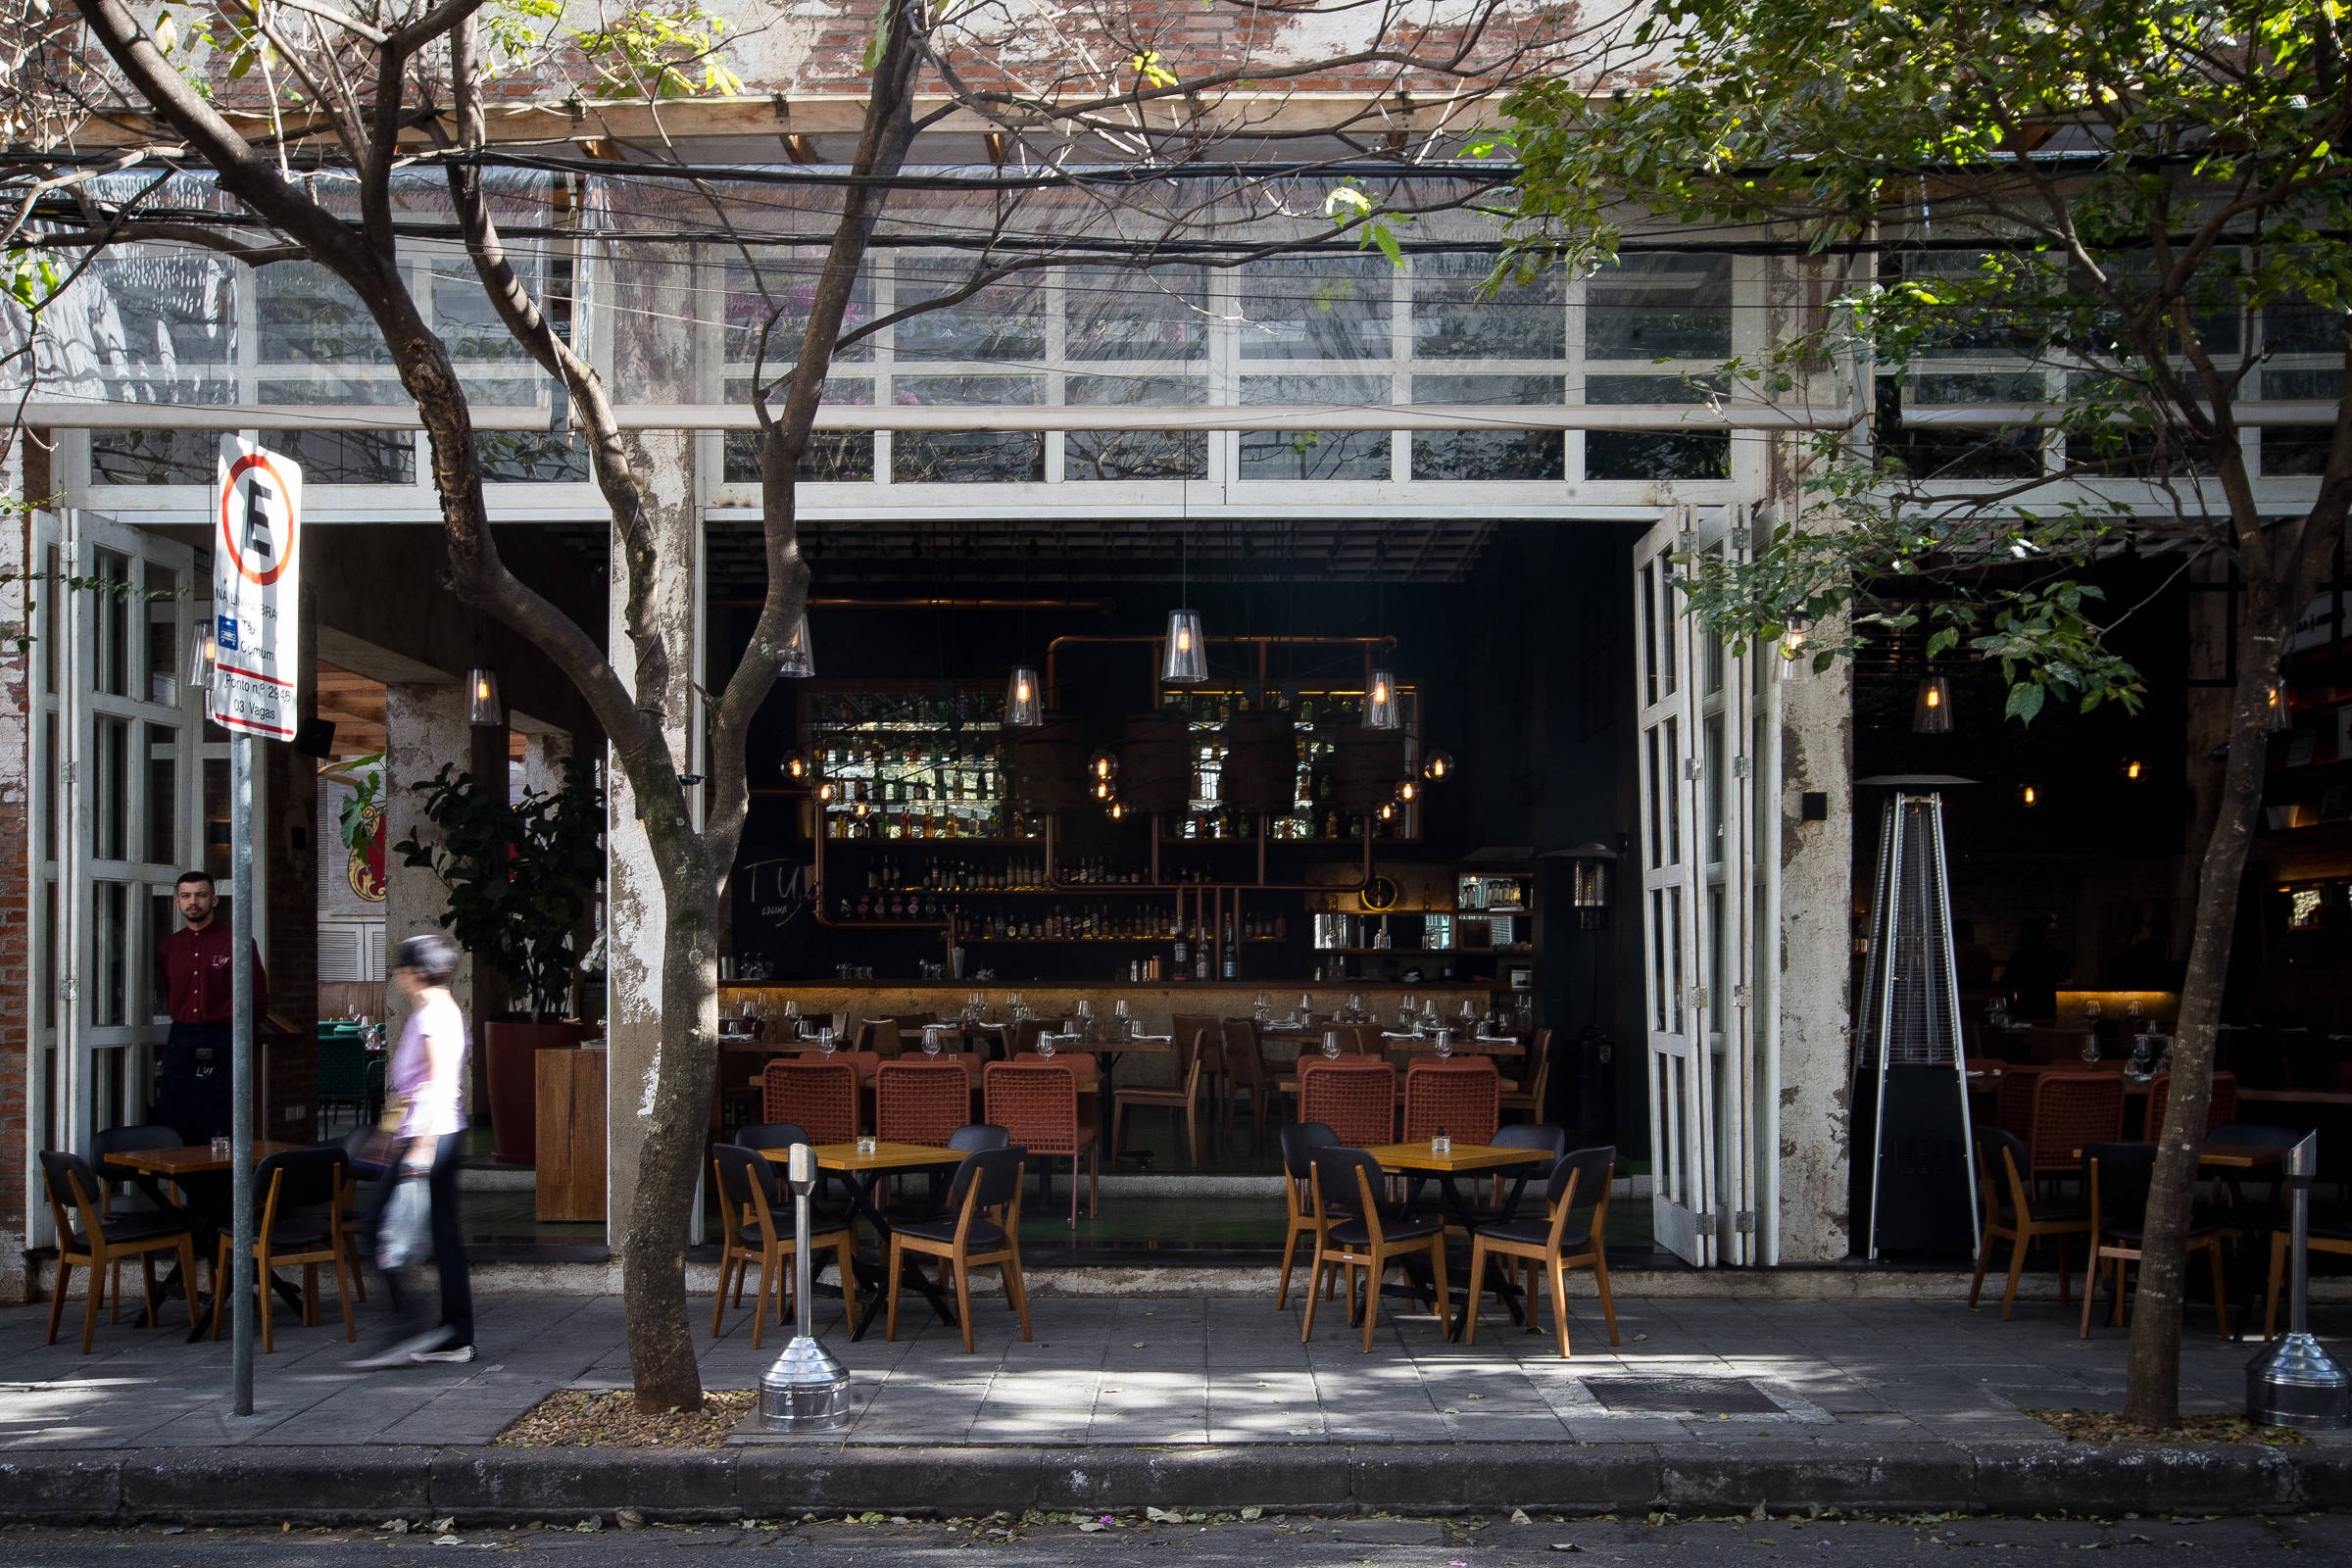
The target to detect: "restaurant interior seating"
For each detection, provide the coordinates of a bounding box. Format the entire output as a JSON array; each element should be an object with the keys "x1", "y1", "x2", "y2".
[
  {"x1": 1215, "y1": 1019, "x2": 1274, "y2": 1138},
  {"x1": 2025, "y1": 1072, "x2": 2127, "y2": 1181},
  {"x1": 1111, "y1": 1024, "x2": 1207, "y2": 1166},
  {"x1": 983, "y1": 1060, "x2": 1099, "y2": 1227},
  {"x1": 1401, "y1": 1055, "x2": 1501, "y2": 1147},
  {"x1": 1301, "y1": 1145, "x2": 1450, "y2": 1352},
  {"x1": 875, "y1": 1059, "x2": 976, "y2": 1147},
  {"x1": 38, "y1": 1149, "x2": 201, "y2": 1353},
  {"x1": 2140, "y1": 1069, "x2": 2239, "y2": 1141},
  {"x1": 886, "y1": 1145, "x2": 1032, "y2": 1353},
  {"x1": 212, "y1": 1147, "x2": 356, "y2": 1351},
  {"x1": 2079, "y1": 1140, "x2": 2230, "y2": 1339},
  {"x1": 1297, "y1": 1056, "x2": 1396, "y2": 1148},
  {"x1": 763, "y1": 1057, "x2": 863, "y2": 1145},
  {"x1": 1464, "y1": 1144, "x2": 1619, "y2": 1356},
  {"x1": 2265, "y1": 1212, "x2": 2352, "y2": 1339},
  {"x1": 709, "y1": 1143, "x2": 855, "y2": 1348},
  {"x1": 1497, "y1": 1029, "x2": 1552, "y2": 1122},
  {"x1": 1967, "y1": 1126, "x2": 2087, "y2": 1319}
]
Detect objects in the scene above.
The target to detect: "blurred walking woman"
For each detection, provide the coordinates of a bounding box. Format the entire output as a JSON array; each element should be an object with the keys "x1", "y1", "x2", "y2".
[{"x1": 352, "y1": 933, "x2": 475, "y2": 1367}]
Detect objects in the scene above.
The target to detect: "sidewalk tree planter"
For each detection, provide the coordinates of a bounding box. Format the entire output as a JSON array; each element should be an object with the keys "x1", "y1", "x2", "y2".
[{"x1": 1505, "y1": 0, "x2": 2352, "y2": 1427}]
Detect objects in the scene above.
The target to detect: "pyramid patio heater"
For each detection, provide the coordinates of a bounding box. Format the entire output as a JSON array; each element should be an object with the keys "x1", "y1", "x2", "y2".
[{"x1": 1853, "y1": 784, "x2": 1981, "y2": 1259}]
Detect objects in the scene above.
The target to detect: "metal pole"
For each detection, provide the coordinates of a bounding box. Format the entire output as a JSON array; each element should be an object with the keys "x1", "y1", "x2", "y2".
[
  {"x1": 2247, "y1": 1132, "x2": 2350, "y2": 1429},
  {"x1": 229, "y1": 732, "x2": 256, "y2": 1416},
  {"x1": 759, "y1": 1143, "x2": 852, "y2": 1430}
]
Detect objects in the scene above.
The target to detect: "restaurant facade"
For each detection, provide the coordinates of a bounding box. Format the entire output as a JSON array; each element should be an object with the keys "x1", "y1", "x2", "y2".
[{"x1": 3, "y1": 22, "x2": 2346, "y2": 1299}]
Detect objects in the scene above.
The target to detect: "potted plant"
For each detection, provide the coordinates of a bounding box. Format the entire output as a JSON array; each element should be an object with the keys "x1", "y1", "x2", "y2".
[{"x1": 395, "y1": 757, "x2": 604, "y2": 1164}]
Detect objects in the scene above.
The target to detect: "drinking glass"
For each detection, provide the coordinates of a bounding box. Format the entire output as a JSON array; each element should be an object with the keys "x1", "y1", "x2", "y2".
[
  {"x1": 857, "y1": 1135, "x2": 878, "y2": 1155},
  {"x1": 1431, "y1": 1130, "x2": 1451, "y2": 1155},
  {"x1": 923, "y1": 1027, "x2": 944, "y2": 1059},
  {"x1": 210, "y1": 1135, "x2": 230, "y2": 1158},
  {"x1": 1038, "y1": 1037, "x2": 1056, "y2": 1059},
  {"x1": 818, "y1": 1027, "x2": 837, "y2": 1056},
  {"x1": 1322, "y1": 1033, "x2": 1343, "y2": 1060}
]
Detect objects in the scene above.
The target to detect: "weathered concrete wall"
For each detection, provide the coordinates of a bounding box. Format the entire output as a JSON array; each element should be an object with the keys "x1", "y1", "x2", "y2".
[
  {"x1": 0, "y1": 454, "x2": 30, "y2": 1301},
  {"x1": 381, "y1": 681, "x2": 478, "y2": 1066}
]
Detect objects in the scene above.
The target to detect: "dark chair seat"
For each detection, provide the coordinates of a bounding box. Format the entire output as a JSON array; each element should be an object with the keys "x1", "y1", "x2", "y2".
[
  {"x1": 1473, "y1": 1217, "x2": 1592, "y2": 1251},
  {"x1": 737, "y1": 1219, "x2": 847, "y2": 1249},
  {"x1": 1330, "y1": 1214, "x2": 1444, "y2": 1248},
  {"x1": 88, "y1": 1210, "x2": 193, "y2": 1249},
  {"x1": 1996, "y1": 1200, "x2": 2085, "y2": 1227},
  {"x1": 2304, "y1": 1215, "x2": 2352, "y2": 1243},
  {"x1": 265, "y1": 1220, "x2": 333, "y2": 1250},
  {"x1": 2100, "y1": 1214, "x2": 2226, "y2": 1246},
  {"x1": 891, "y1": 1216, "x2": 1008, "y2": 1251}
]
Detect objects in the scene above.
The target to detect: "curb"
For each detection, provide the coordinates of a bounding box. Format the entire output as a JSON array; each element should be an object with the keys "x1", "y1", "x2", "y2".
[{"x1": 1, "y1": 1441, "x2": 2345, "y2": 1525}]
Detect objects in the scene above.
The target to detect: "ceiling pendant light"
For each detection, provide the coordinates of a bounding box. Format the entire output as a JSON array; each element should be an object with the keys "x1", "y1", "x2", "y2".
[
  {"x1": 781, "y1": 750, "x2": 811, "y2": 784},
  {"x1": 1362, "y1": 667, "x2": 1400, "y2": 731},
  {"x1": 1004, "y1": 665, "x2": 1044, "y2": 728},
  {"x1": 778, "y1": 611, "x2": 814, "y2": 679},
  {"x1": 1422, "y1": 750, "x2": 1454, "y2": 782},
  {"x1": 1162, "y1": 609, "x2": 1208, "y2": 685},
  {"x1": 1396, "y1": 778, "x2": 1419, "y2": 804},
  {"x1": 1911, "y1": 672, "x2": 1952, "y2": 734},
  {"x1": 467, "y1": 665, "x2": 504, "y2": 727}
]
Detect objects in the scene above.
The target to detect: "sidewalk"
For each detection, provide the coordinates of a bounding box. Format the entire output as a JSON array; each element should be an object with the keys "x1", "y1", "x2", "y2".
[{"x1": 1, "y1": 1285, "x2": 2345, "y2": 1521}]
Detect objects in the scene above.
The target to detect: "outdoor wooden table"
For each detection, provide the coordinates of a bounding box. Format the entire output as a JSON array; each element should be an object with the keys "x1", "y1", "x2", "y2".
[
  {"x1": 1363, "y1": 1141, "x2": 1550, "y2": 1341},
  {"x1": 759, "y1": 1140, "x2": 964, "y2": 1341},
  {"x1": 105, "y1": 1142, "x2": 303, "y2": 1337},
  {"x1": 104, "y1": 1141, "x2": 299, "y2": 1178},
  {"x1": 1384, "y1": 1037, "x2": 1527, "y2": 1058},
  {"x1": 2069, "y1": 1143, "x2": 2286, "y2": 1168}
]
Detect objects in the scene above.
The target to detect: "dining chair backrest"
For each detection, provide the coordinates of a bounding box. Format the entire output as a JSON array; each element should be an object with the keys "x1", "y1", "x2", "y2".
[
  {"x1": 2027, "y1": 1071, "x2": 2126, "y2": 1173},
  {"x1": 1280, "y1": 1121, "x2": 1340, "y2": 1179},
  {"x1": 2082, "y1": 1141, "x2": 2159, "y2": 1238},
  {"x1": 876, "y1": 1059, "x2": 974, "y2": 1147},
  {"x1": 2144, "y1": 1069, "x2": 2240, "y2": 1142},
  {"x1": 1992, "y1": 1067, "x2": 2044, "y2": 1136},
  {"x1": 250, "y1": 1147, "x2": 343, "y2": 1226},
  {"x1": 949, "y1": 1123, "x2": 1012, "y2": 1153},
  {"x1": 732, "y1": 1121, "x2": 810, "y2": 1153},
  {"x1": 858, "y1": 1020, "x2": 905, "y2": 1059},
  {"x1": 1973, "y1": 1125, "x2": 2034, "y2": 1220},
  {"x1": 1308, "y1": 1145, "x2": 1396, "y2": 1234},
  {"x1": 1334, "y1": 1025, "x2": 1383, "y2": 1055},
  {"x1": 37, "y1": 1150, "x2": 103, "y2": 1239},
  {"x1": 1170, "y1": 1014, "x2": 1218, "y2": 1064},
  {"x1": 1297, "y1": 1057, "x2": 1396, "y2": 1148},
  {"x1": 1494, "y1": 1122, "x2": 1568, "y2": 1161},
  {"x1": 941, "y1": 1145, "x2": 1028, "y2": 1239},
  {"x1": 1542, "y1": 1146, "x2": 1615, "y2": 1249},
  {"x1": 1219, "y1": 1020, "x2": 1268, "y2": 1088},
  {"x1": 1009, "y1": 1017, "x2": 1050, "y2": 1056},
  {"x1": 1511, "y1": 1031, "x2": 1552, "y2": 1102},
  {"x1": 2026, "y1": 1026, "x2": 2097, "y2": 1065},
  {"x1": 983, "y1": 1061, "x2": 1082, "y2": 1155},
  {"x1": 710, "y1": 1142, "x2": 786, "y2": 1235},
  {"x1": 1401, "y1": 1055, "x2": 1500, "y2": 1145},
  {"x1": 762, "y1": 1058, "x2": 861, "y2": 1146}
]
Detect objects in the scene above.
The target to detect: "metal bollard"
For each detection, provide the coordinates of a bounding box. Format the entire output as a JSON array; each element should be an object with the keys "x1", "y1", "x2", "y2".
[
  {"x1": 760, "y1": 1142, "x2": 853, "y2": 1430},
  {"x1": 2246, "y1": 1131, "x2": 2350, "y2": 1430}
]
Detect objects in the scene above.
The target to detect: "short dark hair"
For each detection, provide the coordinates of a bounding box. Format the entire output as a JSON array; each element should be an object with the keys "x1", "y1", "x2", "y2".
[
  {"x1": 395, "y1": 932, "x2": 461, "y2": 985},
  {"x1": 174, "y1": 870, "x2": 215, "y2": 890}
]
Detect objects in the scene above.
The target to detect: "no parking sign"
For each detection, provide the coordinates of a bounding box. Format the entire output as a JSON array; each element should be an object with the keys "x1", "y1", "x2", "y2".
[{"x1": 213, "y1": 437, "x2": 303, "y2": 739}]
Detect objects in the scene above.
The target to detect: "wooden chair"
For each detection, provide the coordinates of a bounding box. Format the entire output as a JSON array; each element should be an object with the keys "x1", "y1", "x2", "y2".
[
  {"x1": 38, "y1": 1150, "x2": 201, "y2": 1353},
  {"x1": 1329, "y1": 1024, "x2": 1384, "y2": 1055},
  {"x1": 90, "y1": 1125, "x2": 195, "y2": 1312},
  {"x1": 1469, "y1": 1122, "x2": 1569, "y2": 1219},
  {"x1": 2142, "y1": 1069, "x2": 2239, "y2": 1142},
  {"x1": 1299, "y1": 1146, "x2": 1450, "y2": 1352},
  {"x1": 856, "y1": 1020, "x2": 905, "y2": 1059},
  {"x1": 210, "y1": 1147, "x2": 356, "y2": 1351},
  {"x1": 1297, "y1": 1057, "x2": 1396, "y2": 1148},
  {"x1": 708, "y1": 1145, "x2": 856, "y2": 1349},
  {"x1": 1967, "y1": 1126, "x2": 2088, "y2": 1319},
  {"x1": 887, "y1": 1146, "x2": 1033, "y2": 1352},
  {"x1": 875, "y1": 1059, "x2": 975, "y2": 1147},
  {"x1": 1497, "y1": 1030, "x2": 1552, "y2": 1123},
  {"x1": 1402, "y1": 1056, "x2": 1500, "y2": 1146},
  {"x1": 984, "y1": 1060, "x2": 1099, "y2": 1228},
  {"x1": 2079, "y1": 1140, "x2": 2230, "y2": 1339},
  {"x1": 762, "y1": 1057, "x2": 862, "y2": 1145},
  {"x1": 1112, "y1": 1025, "x2": 1207, "y2": 1166},
  {"x1": 1216, "y1": 1019, "x2": 1274, "y2": 1137},
  {"x1": 1274, "y1": 1121, "x2": 1342, "y2": 1309},
  {"x1": 2026, "y1": 1072, "x2": 2126, "y2": 1180},
  {"x1": 1464, "y1": 1145, "x2": 1620, "y2": 1356},
  {"x1": 2264, "y1": 1215, "x2": 2352, "y2": 1339}
]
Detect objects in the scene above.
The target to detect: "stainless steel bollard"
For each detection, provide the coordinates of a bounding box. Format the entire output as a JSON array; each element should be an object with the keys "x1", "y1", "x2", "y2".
[
  {"x1": 2246, "y1": 1131, "x2": 2350, "y2": 1430},
  {"x1": 760, "y1": 1142, "x2": 854, "y2": 1430}
]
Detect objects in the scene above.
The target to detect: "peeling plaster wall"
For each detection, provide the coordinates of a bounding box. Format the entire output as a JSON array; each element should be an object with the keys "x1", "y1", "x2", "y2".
[{"x1": 0, "y1": 463, "x2": 28, "y2": 1301}]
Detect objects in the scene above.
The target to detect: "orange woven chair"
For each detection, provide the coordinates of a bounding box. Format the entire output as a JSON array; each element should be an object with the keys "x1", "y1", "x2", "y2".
[
  {"x1": 1298, "y1": 1057, "x2": 1396, "y2": 1148},
  {"x1": 2025, "y1": 1071, "x2": 2126, "y2": 1179},
  {"x1": 876, "y1": 1059, "x2": 975, "y2": 1147},
  {"x1": 984, "y1": 1060, "x2": 1100, "y2": 1228},
  {"x1": 2141, "y1": 1069, "x2": 2239, "y2": 1142},
  {"x1": 1012, "y1": 1049, "x2": 1099, "y2": 1087},
  {"x1": 1497, "y1": 1030, "x2": 1551, "y2": 1123},
  {"x1": 1402, "y1": 1056, "x2": 1500, "y2": 1146},
  {"x1": 1992, "y1": 1065, "x2": 2047, "y2": 1137},
  {"x1": 763, "y1": 1057, "x2": 862, "y2": 1146}
]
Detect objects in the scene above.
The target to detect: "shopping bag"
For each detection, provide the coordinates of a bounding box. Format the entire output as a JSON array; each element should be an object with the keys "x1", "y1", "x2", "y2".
[{"x1": 375, "y1": 1173, "x2": 432, "y2": 1270}]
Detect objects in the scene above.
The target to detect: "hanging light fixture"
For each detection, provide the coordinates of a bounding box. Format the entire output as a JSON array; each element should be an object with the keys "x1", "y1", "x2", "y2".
[
  {"x1": 2267, "y1": 678, "x2": 2293, "y2": 732},
  {"x1": 1911, "y1": 673, "x2": 1953, "y2": 735},
  {"x1": 1377, "y1": 799, "x2": 1396, "y2": 821},
  {"x1": 1004, "y1": 665, "x2": 1044, "y2": 728},
  {"x1": 2015, "y1": 781, "x2": 2041, "y2": 808},
  {"x1": 1161, "y1": 609, "x2": 1208, "y2": 685},
  {"x1": 1779, "y1": 616, "x2": 1810, "y2": 662},
  {"x1": 778, "y1": 611, "x2": 814, "y2": 679},
  {"x1": 1362, "y1": 667, "x2": 1401, "y2": 731},
  {"x1": 1422, "y1": 750, "x2": 1454, "y2": 782},
  {"x1": 1396, "y1": 777, "x2": 1419, "y2": 804},
  {"x1": 816, "y1": 779, "x2": 836, "y2": 804},
  {"x1": 1107, "y1": 797, "x2": 1128, "y2": 821},
  {"x1": 467, "y1": 665, "x2": 504, "y2": 727},
  {"x1": 2119, "y1": 756, "x2": 2146, "y2": 784},
  {"x1": 781, "y1": 750, "x2": 811, "y2": 784},
  {"x1": 1088, "y1": 748, "x2": 1119, "y2": 785}
]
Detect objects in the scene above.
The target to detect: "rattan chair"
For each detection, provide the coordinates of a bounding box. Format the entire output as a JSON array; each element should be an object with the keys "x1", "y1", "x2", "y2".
[
  {"x1": 762, "y1": 1058, "x2": 862, "y2": 1145},
  {"x1": 876, "y1": 1059, "x2": 975, "y2": 1147},
  {"x1": 38, "y1": 1150, "x2": 200, "y2": 1352},
  {"x1": 1012, "y1": 1048, "x2": 1099, "y2": 1087},
  {"x1": 2026, "y1": 1072, "x2": 2127, "y2": 1180},
  {"x1": 984, "y1": 1060, "x2": 1100, "y2": 1227},
  {"x1": 1497, "y1": 1030, "x2": 1552, "y2": 1123},
  {"x1": 210, "y1": 1147, "x2": 356, "y2": 1351},
  {"x1": 1112, "y1": 1025, "x2": 1207, "y2": 1166},
  {"x1": 1299, "y1": 1146, "x2": 1450, "y2": 1352},
  {"x1": 2080, "y1": 1140, "x2": 2230, "y2": 1339},
  {"x1": 709, "y1": 1144, "x2": 856, "y2": 1348},
  {"x1": 2142, "y1": 1069, "x2": 2239, "y2": 1142},
  {"x1": 886, "y1": 1146, "x2": 1032, "y2": 1352},
  {"x1": 1402, "y1": 1056, "x2": 1500, "y2": 1147},
  {"x1": 1275, "y1": 1121, "x2": 1343, "y2": 1309},
  {"x1": 1297, "y1": 1057, "x2": 1396, "y2": 1148},
  {"x1": 1216, "y1": 1019, "x2": 1274, "y2": 1137},
  {"x1": 1464, "y1": 1145, "x2": 1619, "y2": 1356},
  {"x1": 1967, "y1": 1126, "x2": 2087, "y2": 1319}
]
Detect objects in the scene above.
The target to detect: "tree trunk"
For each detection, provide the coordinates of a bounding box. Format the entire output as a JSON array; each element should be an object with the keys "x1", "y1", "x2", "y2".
[{"x1": 2121, "y1": 572, "x2": 2285, "y2": 1428}]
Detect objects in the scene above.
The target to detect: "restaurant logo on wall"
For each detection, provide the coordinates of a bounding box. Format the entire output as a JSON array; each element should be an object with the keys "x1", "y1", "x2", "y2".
[{"x1": 348, "y1": 802, "x2": 386, "y2": 903}]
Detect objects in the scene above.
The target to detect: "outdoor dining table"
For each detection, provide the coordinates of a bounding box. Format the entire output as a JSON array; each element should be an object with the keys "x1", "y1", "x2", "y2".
[
  {"x1": 105, "y1": 1142, "x2": 304, "y2": 1339},
  {"x1": 757, "y1": 1139, "x2": 964, "y2": 1342},
  {"x1": 1362, "y1": 1140, "x2": 1550, "y2": 1341}
]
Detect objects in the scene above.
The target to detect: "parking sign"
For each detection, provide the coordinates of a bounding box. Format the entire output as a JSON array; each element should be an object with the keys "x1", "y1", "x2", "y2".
[{"x1": 213, "y1": 438, "x2": 303, "y2": 739}]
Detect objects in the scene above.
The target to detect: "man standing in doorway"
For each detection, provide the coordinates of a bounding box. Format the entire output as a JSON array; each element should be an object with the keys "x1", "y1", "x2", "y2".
[{"x1": 154, "y1": 870, "x2": 268, "y2": 1144}]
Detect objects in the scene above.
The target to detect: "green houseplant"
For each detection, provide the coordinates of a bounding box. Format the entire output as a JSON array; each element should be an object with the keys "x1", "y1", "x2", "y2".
[{"x1": 396, "y1": 756, "x2": 605, "y2": 1163}]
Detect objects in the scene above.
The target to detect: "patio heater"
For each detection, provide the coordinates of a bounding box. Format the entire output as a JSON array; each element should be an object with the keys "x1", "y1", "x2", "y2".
[
  {"x1": 760, "y1": 1143, "x2": 853, "y2": 1430},
  {"x1": 2246, "y1": 1132, "x2": 2351, "y2": 1430},
  {"x1": 1852, "y1": 779, "x2": 1980, "y2": 1259}
]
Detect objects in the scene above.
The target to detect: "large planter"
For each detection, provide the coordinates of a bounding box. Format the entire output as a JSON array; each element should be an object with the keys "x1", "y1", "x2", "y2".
[{"x1": 483, "y1": 1019, "x2": 583, "y2": 1165}]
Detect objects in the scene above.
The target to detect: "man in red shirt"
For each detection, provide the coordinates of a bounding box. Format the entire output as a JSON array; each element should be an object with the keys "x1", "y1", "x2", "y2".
[{"x1": 154, "y1": 869, "x2": 268, "y2": 1144}]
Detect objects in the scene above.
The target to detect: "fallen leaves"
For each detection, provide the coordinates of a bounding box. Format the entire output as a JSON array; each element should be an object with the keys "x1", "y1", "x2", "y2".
[
  {"x1": 2023, "y1": 1409, "x2": 2310, "y2": 1447},
  {"x1": 494, "y1": 1389, "x2": 759, "y2": 1448}
]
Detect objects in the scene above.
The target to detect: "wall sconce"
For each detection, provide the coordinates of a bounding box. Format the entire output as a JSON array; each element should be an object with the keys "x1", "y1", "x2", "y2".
[
  {"x1": 1552, "y1": 840, "x2": 1620, "y2": 931},
  {"x1": 468, "y1": 665, "x2": 504, "y2": 727}
]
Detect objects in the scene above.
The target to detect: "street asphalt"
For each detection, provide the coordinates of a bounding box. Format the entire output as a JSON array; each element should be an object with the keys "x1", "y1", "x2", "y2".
[{"x1": 0, "y1": 1512, "x2": 2346, "y2": 1565}]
